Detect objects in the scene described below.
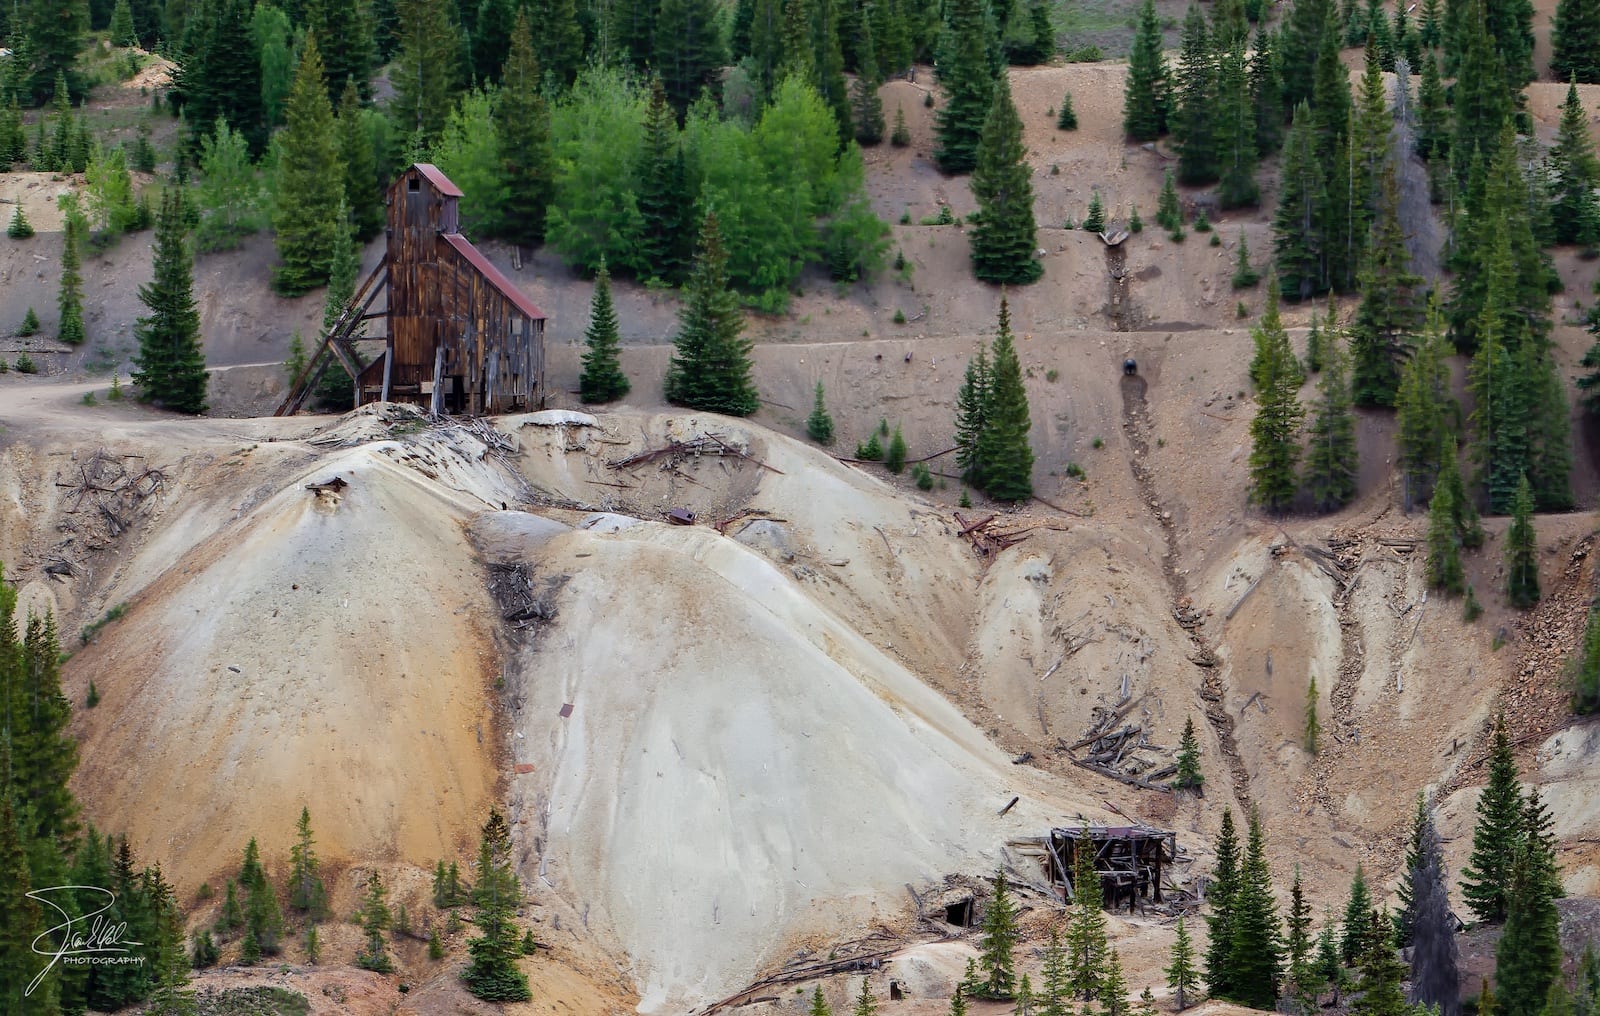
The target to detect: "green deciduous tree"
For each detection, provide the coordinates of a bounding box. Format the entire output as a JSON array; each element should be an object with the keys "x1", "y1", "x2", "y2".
[
  {"x1": 968, "y1": 77, "x2": 1040, "y2": 284},
  {"x1": 195, "y1": 117, "x2": 264, "y2": 252},
  {"x1": 272, "y1": 35, "x2": 346, "y2": 296},
  {"x1": 665, "y1": 211, "x2": 759, "y2": 416},
  {"x1": 252, "y1": 3, "x2": 294, "y2": 129},
  {"x1": 580, "y1": 262, "x2": 630, "y2": 403},
  {"x1": 464, "y1": 809, "x2": 531, "y2": 1001}
]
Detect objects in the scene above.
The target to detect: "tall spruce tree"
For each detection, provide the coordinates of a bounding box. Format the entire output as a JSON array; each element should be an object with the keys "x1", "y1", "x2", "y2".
[
  {"x1": 1551, "y1": 0, "x2": 1600, "y2": 83},
  {"x1": 1460, "y1": 716, "x2": 1524, "y2": 923},
  {"x1": 1067, "y1": 825, "x2": 1109, "y2": 1001},
  {"x1": 1396, "y1": 298, "x2": 1453, "y2": 510},
  {"x1": 1248, "y1": 280, "x2": 1305, "y2": 513},
  {"x1": 1204, "y1": 810, "x2": 1242, "y2": 999},
  {"x1": 652, "y1": 0, "x2": 724, "y2": 114},
  {"x1": 1426, "y1": 481, "x2": 1466, "y2": 593},
  {"x1": 463, "y1": 809, "x2": 531, "y2": 1000},
  {"x1": 336, "y1": 78, "x2": 383, "y2": 242},
  {"x1": 1350, "y1": 166, "x2": 1423, "y2": 406},
  {"x1": 1123, "y1": 0, "x2": 1169, "y2": 140},
  {"x1": 1224, "y1": 808, "x2": 1284, "y2": 1008},
  {"x1": 1504, "y1": 475, "x2": 1539, "y2": 608},
  {"x1": 1494, "y1": 841, "x2": 1563, "y2": 1016},
  {"x1": 969, "y1": 76, "x2": 1041, "y2": 285},
  {"x1": 1449, "y1": 0, "x2": 1512, "y2": 185},
  {"x1": 955, "y1": 344, "x2": 993, "y2": 487},
  {"x1": 1214, "y1": 41, "x2": 1258, "y2": 207},
  {"x1": 530, "y1": 0, "x2": 585, "y2": 88},
  {"x1": 664, "y1": 212, "x2": 759, "y2": 416},
  {"x1": 1172, "y1": 5, "x2": 1218, "y2": 185},
  {"x1": 636, "y1": 79, "x2": 690, "y2": 284},
  {"x1": 0, "y1": 794, "x2": 58, "y2": 1012},
  {"x1": 852, "y1": 29, "x2": 887, "y2": 145},
  {"x1": 495, "y1": 12, "x2": 553, "y2": 246},
  {"x1": 1274, "y1": 104, "x2": 1327, "y2": 301},
  {"x1": 1341, "y1": 865, "x2": 1373, "y2": 965},
  {"x1": 1166, "y1": 916, "x2": 1199, "y2": 1010},
  {"x1": 978, "y1": 869, "x2": 1019, "y2": 998},
  {"x1": 25, "y1": 0, "x2": 89, "y2": 104},
  {"x1": 392, "y1": 0, "x2": 459, "y2": 144},
  {"x1": 580, "y1": 262, "x2": 630, "y2": 403},
  {"x1": 973, "y1": 299, "x2": 1034, "y2": 500},
  {"x1": 1041, "y1": 926, "x2": 1070, "y2": 1016},
  {"x1": 308, "y1": 0, "x2": 375, "y2": 105},
  {"x1": 288, "y1": 807, "x2": 327, "y2": 919},
  {"x1": 1280, "y1": 0, "x2": 1331, "y2": 109},
  {"x1": 1575, "y1": 596, "x2": 1600, "y2": 715},
  {"x1": 57, "y1": 192, "x2": 86, "y2": 345},
  {"x1": 1352, "y1": 912, "x2": 1410, "y2": 1016},
  {"x1": 1248, "y1": 21, "x2": 1283, "y2": 156},
  {"x1": 356, "y1": 870, "x2": 392, "y2": 972},
  {"x1": 1301, "y1": 327, "x2": 1358, "y2": 512},
  {"x1": 934, "y1": 0, "x2": 997, "y2": 173},
  {"x1": 272, "y1": 35, "x2": 346, "y2": 296},
  {"x1": 1549, "y1": 83, "x2": 1600, "y2": 246},
  {"x1": 134, "y1": 188, "x2": 208, "y2": 414}
]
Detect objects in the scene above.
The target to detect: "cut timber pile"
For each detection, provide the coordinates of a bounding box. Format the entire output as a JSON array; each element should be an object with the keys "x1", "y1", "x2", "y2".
[
  {"x1": 1061, "y1": 695, "x2": 1175, "y2": 792},
  {"x1": 954, "y1": 512, "x2": 1038, "y2": 559},
  {"x1": 49, "y1": 449, "x2": 166, "y2": 567},
  {"x1": 608, "y1": 433, "x2": 782, "y2": 474}
]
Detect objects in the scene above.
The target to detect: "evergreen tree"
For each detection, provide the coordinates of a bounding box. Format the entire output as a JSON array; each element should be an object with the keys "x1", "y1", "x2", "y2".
[
  {"x1": 392, "y1": 0, "x2": 459, "y2": 143},
  {"x1": 854, "y1": 976, "x2": 878, "y2": 1016},
  {"x1": 635, "y1": 79, "x2": 689, "y2": 283},
  {"x1": 1084, "y1": 191, "x2": 1106, "y2": 233},
  {"x1": 1286, "y1": 868, "x2": 1314, "y2": 973},
  {"x1": 1352, "y1": 912, "x2": 1410, "y2": 1016},
  {"x1": 1224, "y1": 808, "x2": 1284, "y2": 1008},
  {"x1": 1, "y1": 797, "x2": 58, "y2": 1012},
  {"x1": 1551, "y1": 0, "x2": 1600, "y2": 83},
  {"x1": 57, "y1": 192, "x2": 86, "y2": 346},
  {"x1": 955, "y1": 344, "x2": 993, "y2": 486},
  {"x1": 1067, "y1": 825, "x2": 1109, "y2": 1001},
  {"x1": 1304, "y1": 675, "x2": 1322, "y2": 753},
  {"x1": 1449, "y1": 0, "x2": 1512, "y2": 184},
  {"x1": 977, "y1": 869, "x2": 1019, "y2": 998},
  {"x1": 354, "y1": 869, "x2": 392, "y2": 971},
  {"x1": 1504, "y1": 476, "x2": 1539, "y2": 608},
  {"x1": 974, "y1": 299, "x2": 1034, "y2": 500},
  {"x1": 1204, "y1": 810, "x2": 1241, "y2": 998},
  {"x1": 308, "y1": 0, "x2": 376, "y2": 105},
  {"x1": 272, "y1": 35, "x2": 346, "y2": 296},
  {"x1": 241, "y1": 840, "x2": 283, "y2": 960},
  {"x1": 1058, "y1": 92, "x2": 1077, "y2": 130},
  {"x1": 1214, "y1": 41, "x2": 1257, "y2": 207},
  {"x1": 1396, "y1": 299, "x2": 1452, "y2": 510},
  {"x1": 665, "y1": 212, "x2": 759, "y2": 416},
  {"x1": 1274, "y1": 104, "x2": 1326, "y2": 301},
  {"x1": 1436, "y1": 442, "x2": 1485, "y2": 549},
  {"x1": 1173, "y1": 715, "x2": 1203, "y2": 790},
  {"x1": 1101, "y1": 951, "x2": 1128, "y2": 1016},
  {"x1": 1466, "y1": 241, "x2": 1531, "y2": 514},
  {"x1": 1166, "y1": 916, "x2": 1198, "y2": 1010},
  {"x1": 1123, "y1": 0, "x2": 1169, "y2": 140},
  {"x1": 1426, "y1": 481, "x2": 1466, "y2": 594},
  {"x1": 494, "y1": 12, "x2": 552, "y2": 247},
  {"x1": 1416, "y1": 51, "x2": 1449, "y2": 167},
  {"x1": 24, "y1": 0, "x2": 89, "y2": 104},
  {"x1": 174, "y1": 0, "x2": 266, "y2": 154},
  {"x1": 1574, "y1": 596, "x2": 1600, "y2": 715},
  {"x1": 529, "y1": 0, "x2": 584, "y2": 88},
  {"x1": 1461, "y1": 716, "x2": 1524, "y2": 923},
  {"x1": 288, "y1": 806, "x2": 327, "y2": 919},
  {"x1": 933, "y1": 0, "x2": 997, "y2": 172},
  {"x1": 1495, "y1": 842, "x2": 1562, "y2": 1016},
  {"x1": 969, "y1": 76, "x2": 1041, "y2": 285},
  {"x1": 1156, "y1": 170, "x2": 1182, "y2": 232},
  {"x1": 1172, "y1": 5, "x2": 1217, "y2": 185},
  {"x1": 1549, "y1": 83, "x2": 1600, "y2": 245},
  {"x1": 652, "y1": 0, "x2": 724, "y2": 114},
  {"x1": 1341, "y1": 865, "x2": 1372, "y2": 965},
  {"x1": 1041, "y1": 927, "x2": 1071, "y2": 1016},
  {"x1": 1248, "y1": 280, "x2": 1304, "y2": 513},
  {"x1": 807, "y1": 382, "x2": 835, "y2": 444},
  {"x1": 852, "y1": 36, "x2": 887, "y2": 145},
  {"x1": 1408, "y1": 812, "x2": 1462, "y2": 1016},
  {"x1": 1247, "y1": 21, "x2": 1282, "y2": 157},
  {"x1": 1301, "y1": 330, "x2": 1357, "y2": 512},
  {"x1": 336, "y1": 80, "x2": 382, "y2": 243},
  {"x1": 463, "y1": 809, "x2": 531, "y2": 1000},
  {"x1": 579, "y1": 262, "x2": 630, "y2": 404},
  {"x1": 1350, "y1": 165, "x2": 1422, "y2": 406}
]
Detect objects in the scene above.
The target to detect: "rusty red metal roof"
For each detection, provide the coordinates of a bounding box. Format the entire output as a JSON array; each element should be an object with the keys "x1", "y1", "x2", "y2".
[
  {"x1": 412, "y1": 163, "x2": 464, "y2": 197},
  {"x1": 440, "y1": 232, "x2": 547, "y2": 321}
]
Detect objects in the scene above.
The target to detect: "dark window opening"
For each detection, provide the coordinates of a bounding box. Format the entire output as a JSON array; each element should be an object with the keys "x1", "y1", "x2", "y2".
[
  {"x1": 889, "y1": 982, "x2": 904, "y2": 1001},
  {"x1": 408, "y1": 176, "x2": 421, "y2": 191},
  {"x1": 944, "y1": 899, "x2": 972, "y2": 927}
]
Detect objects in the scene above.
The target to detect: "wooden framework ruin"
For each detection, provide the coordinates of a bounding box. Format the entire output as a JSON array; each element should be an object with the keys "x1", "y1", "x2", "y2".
[
  {"x1": 277, "y1": 164, "x2": 546, "y2": 417},
  {"x1": 1039, "y1": 824, "x2": 1177, "y2": 912}
]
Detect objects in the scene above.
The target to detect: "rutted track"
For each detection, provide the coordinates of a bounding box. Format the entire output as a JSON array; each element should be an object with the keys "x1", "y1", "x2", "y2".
[{"x1": 1120, "y1": 373, "x2": 1251, "y2": 806}]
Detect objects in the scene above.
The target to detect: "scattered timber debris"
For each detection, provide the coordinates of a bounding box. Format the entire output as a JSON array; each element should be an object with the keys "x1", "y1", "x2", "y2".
[
  {"x1": 1173, "y1": 595, "x2": 1205, "y2": 629},
  {"x1": 487, "y1": 564, "x2": 568, "y2": 632},
  {"x1": 954, "y1": 512, "x2": 1038, "y2": 558},
  {"x1": 608, "y1": 433, "x2": 782, "y2": 475},
  {"x1": 696, "y1": 931, "x2": 900, "y2": 1015},
  {"x1": 53, "y1": 449, "x2": 166, "y2": 549},
  {"x1": 1059, "y1": 694, "x2": 1177, "y2": 791}
]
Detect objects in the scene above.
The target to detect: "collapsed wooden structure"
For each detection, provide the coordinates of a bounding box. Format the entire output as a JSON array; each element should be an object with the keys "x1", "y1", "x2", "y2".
[
  {"x1": 277, "y1": 164, "x2": 546, "y2": 417},
  {"x1": 1034, "y1": 824, "x2": 1178, "y2": 911}
]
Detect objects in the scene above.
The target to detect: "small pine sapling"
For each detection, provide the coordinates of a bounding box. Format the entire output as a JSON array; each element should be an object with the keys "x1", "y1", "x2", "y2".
[
  {"x1": 19, "y1": 307, "x2": 39, "y2": 336},
  {"x1": 428, "y1": 927, "x2": 444, "y2": 959},
  {"x1": 1157, "y1": 171, "x2": 1182, "y2": 231},
  {"x1": 108, "y1": 372, "x2": 123, "y2": 400},
  {"x1": 14, "y1": 352, "x2": 37, "y2": 373},
  {"x1": 8, "y1": 205, "x2": 33, "y2": 238},
  {"x1": 1084, "y1": 191, "x2": 1106, "y2": 232},
  {"x1": 1232, "y1": 233, "x2": 1260, "y2": 288},
  {"x1": 1057, "y1": 92, "x2": 1078, "y2": 129},
  {"x1": 1128, "y1": 205, "x2": 1143, "y2": 233},
  {"x1": 807, "y1": 382, "x2": 836, "y2": 444},
  {"x1": 1304, "y1": 676, "x2": 1321, "y2": 754},
  {"x1": 886, "y1": 425, "x2": 907, "y2": 473},
  {"x1": 1463, "y1": 585, "x2": 1483, "y2": 621},
  {"x1": 891, "y1": 106, "x2": 911, "y2": 146},
  {"x1": 86, "y1": 680, "x2": 100, "y2": 707},
  {"x1": 856, "y1": 434, "x2": 884, "y2": 460},
  {"x1": 521, "y1": 928, "x2": 538, "y2": 954},
  {"x1": 1193, "y1": 208, "x2": 1212, "y2": 232},
  {"x1": 1173, "y1": 715, "x2": 1203, "y2": 790}
]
